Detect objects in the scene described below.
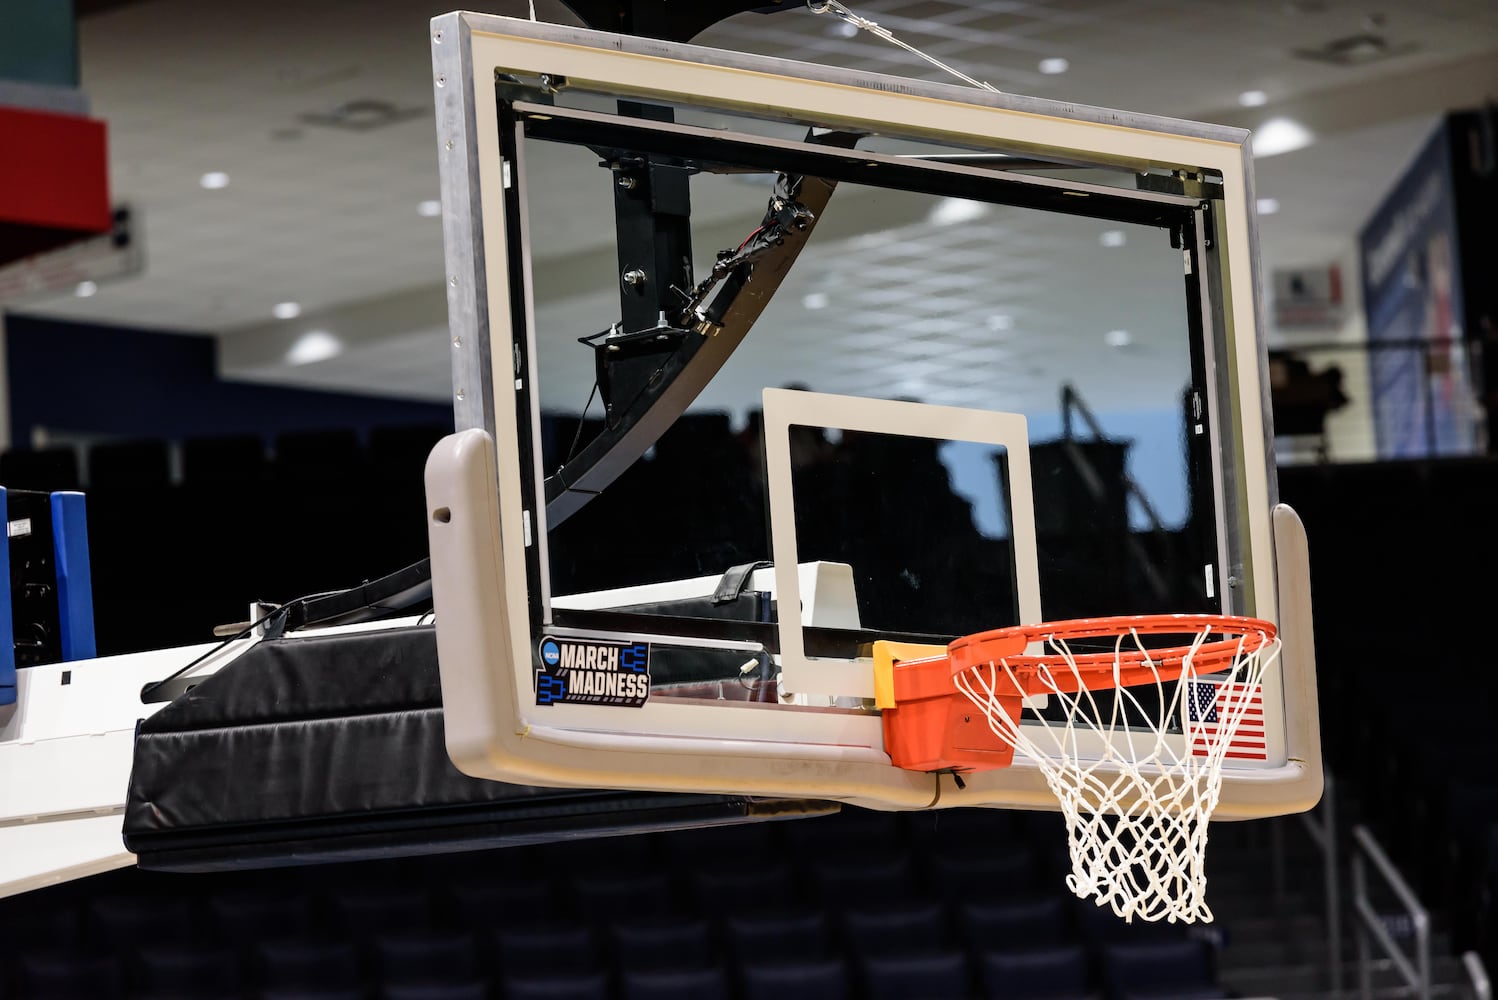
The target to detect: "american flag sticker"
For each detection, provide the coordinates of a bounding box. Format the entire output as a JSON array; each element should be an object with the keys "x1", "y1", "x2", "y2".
[{"x1": 1187, "y1": 679, "x2": 1268, "y2": 761}]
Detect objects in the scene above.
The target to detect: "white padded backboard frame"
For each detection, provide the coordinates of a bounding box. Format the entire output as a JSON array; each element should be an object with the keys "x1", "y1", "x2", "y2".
[{"x1": 424, "y1": 11, "x2": 1322, "y2": 816}]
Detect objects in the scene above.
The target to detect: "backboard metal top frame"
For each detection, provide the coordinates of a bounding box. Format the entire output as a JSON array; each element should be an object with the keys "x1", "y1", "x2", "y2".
[{"x1": 423, "y1": 10, "x2": 1321, "y2": 816}]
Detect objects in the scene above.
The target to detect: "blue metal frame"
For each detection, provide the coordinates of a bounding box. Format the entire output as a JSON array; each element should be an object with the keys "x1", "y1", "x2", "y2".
[{"x1": 49, "y1": 490, "x2": 94, "y2": 662}]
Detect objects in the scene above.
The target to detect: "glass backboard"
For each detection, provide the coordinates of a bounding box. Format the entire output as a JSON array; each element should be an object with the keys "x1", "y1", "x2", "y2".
[{"x1": 423, "y1": 11, "x2": 1321, "y2": 816}]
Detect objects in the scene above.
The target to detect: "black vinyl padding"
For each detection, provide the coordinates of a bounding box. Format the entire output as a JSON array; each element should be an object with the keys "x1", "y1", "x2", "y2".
[{"x1": 123, "y1": 625, "x2": 831, "y2": 872}]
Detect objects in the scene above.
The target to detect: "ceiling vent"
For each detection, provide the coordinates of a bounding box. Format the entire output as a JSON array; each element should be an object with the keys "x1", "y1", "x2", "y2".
[{"x1": 1293, "y1": 32, "x2": 1417, "y2": 66}]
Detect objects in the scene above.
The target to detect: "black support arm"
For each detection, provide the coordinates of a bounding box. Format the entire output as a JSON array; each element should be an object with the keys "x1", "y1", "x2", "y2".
[{"x1": 556, "y1": 0, "x2": 808, "y2": 42}]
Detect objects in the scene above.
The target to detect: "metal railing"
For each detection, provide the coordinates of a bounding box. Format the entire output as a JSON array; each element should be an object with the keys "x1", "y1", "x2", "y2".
[
  {"x1": 1463, "y1": 950, "x2": 1492, "y2": 1000},
  {"x1": 1057, "y1": 383, "x2": 1174, "y2": 604},
  {"x1": 1352, "y1": 823, "x2": 1431, "y2": 999},
  {"x1": 1291, "y1": 768, "x2": 1343, "y2": 995}
]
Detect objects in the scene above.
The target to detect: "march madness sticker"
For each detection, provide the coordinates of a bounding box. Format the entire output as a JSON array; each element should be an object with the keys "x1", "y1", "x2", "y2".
[{"x1": 536, "y1": 636, "x2": 651, "y2": 708}]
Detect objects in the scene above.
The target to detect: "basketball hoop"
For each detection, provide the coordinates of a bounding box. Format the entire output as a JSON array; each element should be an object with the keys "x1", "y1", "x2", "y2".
[{"x1": 879, "y1": 614, "x2": 1280, "y2": 924}]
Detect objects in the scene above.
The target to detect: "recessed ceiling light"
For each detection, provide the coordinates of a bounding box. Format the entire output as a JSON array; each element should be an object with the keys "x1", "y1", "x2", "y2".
[
  {"x1": 1257, "y1": 197, "x2": 1281, "y2": 215},
  {"x1": 1104, "y1": 329, "x2": 1132, "y2": 348},
  {"x1": 928, "y1": 198, "x2": 988, "y2": 226},
  {"x1": 826, "y1": 19, "x2": 858, "y2": 38},
  {"x1": 75, "y1": 280, "x2": 98, "y2": 298},
  {"x1": 986, "y1": 314, "x2": 1013, "y2": 331},
  {"x1": 1100, "y1": 230, "x2": 1126, "y2": 248},
  {"x1": 273, "y1": 301, "x2": 302, "y2": 320},
  {"x1": 1238, "y1": 90, "x2": 1269, "y2": 107},
  {"x1": 1038, "y1": 57, "x2": 1069, "y2": 75},
  {"x1": 199, "y1": 171, "x2": 230, "y2": 190},
  {"x1": 286, "y1": 330, "x2": 342, "y2": 366},
  {"x1": 802, "y1": 291, "x2": 829, "y2": 311},
  {"x1": 417, "y1": 199, "x2": 442, "y2": 217},
  {"x1": 1251, "y1": 118, "x2": 1314, "y2": 157}
]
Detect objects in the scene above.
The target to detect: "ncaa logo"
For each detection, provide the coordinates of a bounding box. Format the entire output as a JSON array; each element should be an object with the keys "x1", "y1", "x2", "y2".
[{"x1": 540, "y1": 639, "x2": 561, "y2": 666}]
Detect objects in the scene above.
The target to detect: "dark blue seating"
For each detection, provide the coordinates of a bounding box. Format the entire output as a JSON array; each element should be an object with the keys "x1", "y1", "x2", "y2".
[
  {"x1": 958, "y1": 895, "x2": 1074, "y2": 953},
  {"x1": 0, "y1": 904, "x2": 81, "y2": 951},
  {"x1": 87, "y1": 438, "x2": 172, "y2": 489},
  {"x1": 382, "y1": 982, "x2": 492, "y2": 1000},
  {"x1": 607, "y1": 915, "x2": 716, "y2": 971},
  {"x1": 1098, "y1": 938, "x2": 1217, "y2": 1000},
  {"x1": 448, "y1": 879, "x2": 561, "y2": 928},
  {"x1": 619, "y1": 965, "x2": 732, "y2": 1000},
  {"x1": 327, "y1": 884, "x2": 435, "y2": 938},
  {"x1": 85, "y1": 893, "x2": 198, "y2": 949},
  {"x1": 569, "y1": 872, "x2": 682, "y2": 924},
  {"x1": 253, "y1": 939, "x2": 364, "y2": 993},
  {"x1": 929, "y1": 853, "x2": 1043, "y2": 904},
  {"x1": 859, "y1": 948, "x2": 971, "y2": 1000},
  {"x1": 500, "y1": 971, "x2": 611, "y2": 1000},
  {"x1": 15, "y1": 949, "x2": 124, "y2": 999},
  {"x1": 840, "y1": 899, "x2": 951, "y2": 957},
  {"x1": 0, "y1": 445, "x2": 80, "y2": 491},
  {"x1": 906, "y1": 807, "x2": 1020, "y2": 850},
  {"x1": 372, "y1": 929, "x2": 481, "y2": 985},
  {"x1": 978, "y1": 944, "x2": 1092, "y2": 1000},
  {"x1": 1075, "y1": 903, "x2": 1188, "y2": 947},
  {"x1": 687, "y1": 862, "x2": 799, "y2": 916},
  {"x1": 739, "y1": 957, "x2": 851, "y2": 1000},
  {"x1": 723, "y1": 906, "x2": 834, "y2": 963},
  {"x1": 492, "y1": 921, "x2": 599, "y2": 976},
  {"x1": 207, "y1": 890, "x2": 315, "y2": 941},
  {"x1": 542, "y1": 834, "x2": 657, "y2": 876},
  {"x1": 131, "y1": 943, "x2": 242, "y2": 996},
  {"x1": 809, "y1": 851, "x2": 922, "y2": 908}
]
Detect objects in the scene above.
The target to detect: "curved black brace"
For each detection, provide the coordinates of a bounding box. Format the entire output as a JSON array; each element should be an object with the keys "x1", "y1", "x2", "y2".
[
  {"x1": 556, "y1": 0, "x2": 809, "y2": 43},
  {"x1": 543, "y1": 171, "x2": 840, "y2": 526}
]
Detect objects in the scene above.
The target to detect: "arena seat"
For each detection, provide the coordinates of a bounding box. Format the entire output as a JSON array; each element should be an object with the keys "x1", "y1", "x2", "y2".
[
  {"x1": 722, "y1": 906, "x2": 835, "y2": 963},
  {"x1": 14, "y1": 949, "x2": 125, "y2": 999},
  {"x1": 858, "y1": 948, "x2": 972, "y2": 1000},
  {"x1": 326, "y1": 884, "x2": 437, "y2": 938},
  {"x1": 381, "y1": 982, "x2": 491, "y2": 1000},
  {"x1": 252, "y1": 939, "x2": 364, "y2": 993},
  {"x1": 738, "y1": 957, "x2": 851, "y2": 1000},
  {"x1": 619, "y1": 965, "x2": 732, "y2": 1000},
  {"x1": 491, "y1": 922, "x2": 600, "y2": 977},
  {"x1": 371, "y1": 929, "x2": 482, "y2": 986},
  {"x1": 206, "y1": 890, "x2": 315, "y2": 941},
  {"x1": 807, "y1": 851, "x2": 922, "y2": 908},
  {"x1": 130, "y1": 943, "x2": 243, "y2": 996},
  {"x1": 957, "y1": 895, "x2": 1075, "y2": 954},
  {"x1": 1098, "y1": 938, "x2": 1217, "y2": 1000},
  {"x1": 686, "y1": 861, "x2": 799, "y2": 916},
  {"x1": 978, "y1": 944, "x2": 1095, "y2": 1000},
  {"x1": 500, "y1": 970, "x2": 611, "y2": 1000},
  {"x1": 606, "y1": 915, "x2": 717, "y2": 972},
  {"x1": 839, "y1": 898, "x2": 951, "y2": 956}
]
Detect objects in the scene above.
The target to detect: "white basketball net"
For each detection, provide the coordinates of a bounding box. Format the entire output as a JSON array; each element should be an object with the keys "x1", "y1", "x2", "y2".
[{"x1": 953, "y1": 624, "x2": 1281, "y2": 924}]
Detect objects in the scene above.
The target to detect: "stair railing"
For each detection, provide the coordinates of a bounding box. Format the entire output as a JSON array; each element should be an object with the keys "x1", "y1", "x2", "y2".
[
  {"x1": 1057, "y1": 383, "x2": 1173, "y2": 605},
  {"x1": 1463, "y1": 950, "x2": 1492, "y2": 1000},
  {"x1": 1352, "y1": 823, "x2": 1431, "y2": 1000},
  {"x1": 1289, "y1": 768, "x2": 1342, "y2": 995}
]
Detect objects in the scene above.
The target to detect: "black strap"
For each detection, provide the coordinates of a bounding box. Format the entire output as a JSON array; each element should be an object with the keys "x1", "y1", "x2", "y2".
[{"x1": 711, "y1": 561, "x2": 775, "y2": 606}]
